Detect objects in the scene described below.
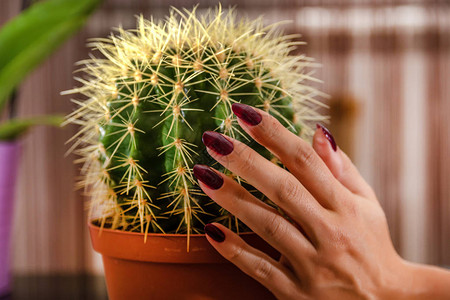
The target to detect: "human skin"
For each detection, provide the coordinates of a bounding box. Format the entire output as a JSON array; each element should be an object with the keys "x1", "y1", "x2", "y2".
[{"x1": 193, "y1": 103, "x2": 450, "y2": 300}]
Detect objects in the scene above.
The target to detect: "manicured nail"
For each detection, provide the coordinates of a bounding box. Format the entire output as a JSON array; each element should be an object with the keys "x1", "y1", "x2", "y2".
[
  {"x1": 204, "y1": 224, "x2": 225, "y2": 242},
  {"x1": 202, "y1": 131, "x2": 234, "y2": 155},
  {"x1": 193, "y1": 164, "x2": 224, "y2": 190},
  {"x1": 231, "y1": 103, "x2": 262, "y2": 126},
  {"x1": 317, "y1": 124, "x2": 337, "y2": 151}
]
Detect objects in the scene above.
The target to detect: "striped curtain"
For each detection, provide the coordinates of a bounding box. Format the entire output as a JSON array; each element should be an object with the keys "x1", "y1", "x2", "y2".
[{"x1": 0, "y1": 0, "x2": 448, "y2": 274}]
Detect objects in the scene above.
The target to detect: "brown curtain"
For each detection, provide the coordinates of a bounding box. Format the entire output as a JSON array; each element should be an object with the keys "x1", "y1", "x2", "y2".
[{"x1": 0, "y1": 0, "x2": 448, "y2": 274}]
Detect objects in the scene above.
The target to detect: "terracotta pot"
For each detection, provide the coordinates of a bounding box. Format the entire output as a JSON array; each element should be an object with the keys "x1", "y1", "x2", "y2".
[{"x1": 89, "y1": 223, "x2": 279, "y2": 300}]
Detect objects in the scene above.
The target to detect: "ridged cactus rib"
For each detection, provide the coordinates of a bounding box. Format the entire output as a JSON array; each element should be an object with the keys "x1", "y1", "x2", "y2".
[{"x1": 65, "y1": 6, "x2": 326, "y2": 241}]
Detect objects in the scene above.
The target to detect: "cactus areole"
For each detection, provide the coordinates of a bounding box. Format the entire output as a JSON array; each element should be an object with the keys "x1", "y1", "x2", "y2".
[{"x1": 65, "y1": 6, "x2": 323, "y2": 247}]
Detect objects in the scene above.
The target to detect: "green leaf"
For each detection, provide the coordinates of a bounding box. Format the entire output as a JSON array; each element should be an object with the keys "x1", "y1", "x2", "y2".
[
  {"x1": 0, "y1": 115, "x2": 64, "y2": 141},
  {"x1": 0, "y1": 17, "x2": 86, "y2": 109},
  {"x1": 0, "y1": 0, "x2": 101, "y2": 112}
]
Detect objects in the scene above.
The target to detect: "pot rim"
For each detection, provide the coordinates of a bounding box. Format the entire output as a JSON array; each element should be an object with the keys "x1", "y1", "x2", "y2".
[
  {"x1": 88, "y1": 220, "x2": 255, "y2": 238},
  {"x1": 88, "y1": 221, "x2": 278, "y2": 264}
]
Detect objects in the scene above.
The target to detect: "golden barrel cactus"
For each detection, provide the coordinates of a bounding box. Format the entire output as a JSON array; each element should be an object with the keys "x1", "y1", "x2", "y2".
[{"x1": 64, "y1": 6, "x2": 324, "y2": 244}]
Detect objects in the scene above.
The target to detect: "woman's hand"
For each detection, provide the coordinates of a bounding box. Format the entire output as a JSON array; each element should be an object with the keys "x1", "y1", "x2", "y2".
[{"x1": 194, "y1": 103, "x2": 450, "y2": 300}]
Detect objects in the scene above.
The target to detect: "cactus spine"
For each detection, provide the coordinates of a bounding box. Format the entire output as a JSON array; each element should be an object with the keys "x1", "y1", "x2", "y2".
[{"x1": 65, "y1": 6, "x2": 325, "y2": 244}]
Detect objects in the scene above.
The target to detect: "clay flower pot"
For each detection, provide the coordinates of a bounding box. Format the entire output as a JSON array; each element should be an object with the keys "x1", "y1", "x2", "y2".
[{"x1": 89, "y1": 223, "x2": 279, "y2": 299}]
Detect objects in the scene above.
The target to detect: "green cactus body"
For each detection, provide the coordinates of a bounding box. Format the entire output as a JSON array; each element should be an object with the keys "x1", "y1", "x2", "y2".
[{"x1": 65, "y1": 6, "x2": 324, "y2": 244}]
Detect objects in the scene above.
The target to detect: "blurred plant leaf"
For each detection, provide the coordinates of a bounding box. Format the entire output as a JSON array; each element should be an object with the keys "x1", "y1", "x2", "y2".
[
  {"x1": 0, "y1": 0, "x2": 101, "y2": 112},
  {"x1": 0, "y1": 115, "x2": 64, "y2": 141}
]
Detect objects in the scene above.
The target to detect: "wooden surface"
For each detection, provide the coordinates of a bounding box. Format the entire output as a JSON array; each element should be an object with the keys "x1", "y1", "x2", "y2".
[
  {"x1": 0, "y1": 275, "x2": 107, "y2": 300},
  {"x1": 0, "y1": 0, "x2": 448, "y2": 275}
]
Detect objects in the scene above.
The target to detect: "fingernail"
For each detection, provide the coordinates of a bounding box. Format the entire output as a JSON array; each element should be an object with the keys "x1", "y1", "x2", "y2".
[
  {"x1": 231, "y1": 103, "x2": 262, "y2": 126},
  {"x1": 202, "y1": 131, "x2": 234, "y2": 155},
  {"x1": 193, "y1": 165, "x2": 224, "y2": 190},
  {"x1": 316, "y1": 124, "x2": 337, "y2": 151},
  {"x1": 204, "y1": 224, "x2": 225, "y2": 242}
]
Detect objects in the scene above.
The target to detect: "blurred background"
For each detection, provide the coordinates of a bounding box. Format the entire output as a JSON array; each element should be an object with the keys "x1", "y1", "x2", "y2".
[{"x1": 1, "y1": 0, "x2": 449, "y2": 284}]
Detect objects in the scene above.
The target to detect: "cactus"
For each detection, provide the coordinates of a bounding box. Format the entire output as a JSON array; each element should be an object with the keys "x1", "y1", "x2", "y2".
[{"x1": 65, "y1": 6, "x2": 325, "y2": 245}]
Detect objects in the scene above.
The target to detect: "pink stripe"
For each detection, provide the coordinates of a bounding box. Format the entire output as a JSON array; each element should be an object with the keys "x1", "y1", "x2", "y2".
[{"x1": 0, "y1": 142, "x2": 20, "y2": 295}]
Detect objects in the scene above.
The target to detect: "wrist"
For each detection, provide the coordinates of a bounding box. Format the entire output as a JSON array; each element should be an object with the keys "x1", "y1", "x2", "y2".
[{"x1": 384, "y1": 259, "x2": 450, "y2": 300}]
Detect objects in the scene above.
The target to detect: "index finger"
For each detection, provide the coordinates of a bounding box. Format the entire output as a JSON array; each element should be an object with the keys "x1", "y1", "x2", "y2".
[{"x1": 231, "y1": 103, "x2": 350, "y2": 210}]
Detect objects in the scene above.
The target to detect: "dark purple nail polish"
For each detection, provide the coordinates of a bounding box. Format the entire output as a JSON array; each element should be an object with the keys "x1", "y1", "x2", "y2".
[
  {"x1": 202, "y1": 131, "x2": 234, "y2": 155},
  {"x1": 231, "y1": 103, "x2": 262, "y2": 126},
  {"x1": 317, "y1": 124, "x2": 337, "y2": 151},
  {"x1": 193, "y1": 165, "x2": 224, "y2": 190},
  {"x1": 204, "y1": 224, "x2": 225, "y2": 242}
]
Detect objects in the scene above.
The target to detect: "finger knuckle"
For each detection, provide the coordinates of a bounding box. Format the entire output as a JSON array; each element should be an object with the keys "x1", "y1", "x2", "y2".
[
  {"x1": 234, "y1": 187, "x2": 248, "y2": 202},
  {"x1": 335, "y1": 191, "x2": 362, "y2": 217},
  {"x1": 276, "y1": 176, "x2": 303, "y2": 205},
  {"x1": 236, "y1": 147, "x2": 257, "y2": 174},
  {"x1": 315, "y1": 216, "x2": 340, "y2": 243},
  {"x1": 342, "y1": 199, "x2": 359, "y2": 218},
  {"x1": 263, "y1": 213, "x2": 285, "y2": 239},
  {"x1": 338, "y1": 161, "x2": 353, "y2": 181},
  {"x1": 293, "y1": 143, "x2": 316, "y2": 170},
  {"x1": 318, "y1": 221, "x2": 352, "y2": 253},
  {"x1": 229, "y1": 187, "x2": 249, "y2": 211},
  {"x1": 330, "y1": 227, "x2": 351, "y2": 246},
  {"x1": 260, "y1": 116, "x2": 280, "y2": 142},
  {"x1": 328, "y1": 186, "x2": 342, "y2": 208},
  {"x1": 253, "y1": 258, "x2": 274, "y2": 281},
  {"x1": 227, "y1": 245, "x2": 245, "y2": 262}
]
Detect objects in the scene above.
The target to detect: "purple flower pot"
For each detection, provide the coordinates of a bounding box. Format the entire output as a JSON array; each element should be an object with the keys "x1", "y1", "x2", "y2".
[{"x1": 0, "y1": 141, "x2": 20, "y2": 297}]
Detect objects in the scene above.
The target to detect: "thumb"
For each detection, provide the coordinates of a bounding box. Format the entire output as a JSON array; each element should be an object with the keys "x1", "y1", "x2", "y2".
[{"x1": 313, "y1": 124, "x2": 376, "y2": 201}]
